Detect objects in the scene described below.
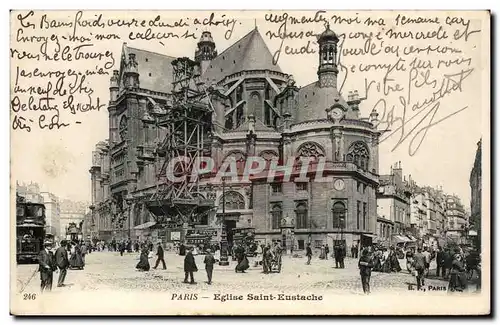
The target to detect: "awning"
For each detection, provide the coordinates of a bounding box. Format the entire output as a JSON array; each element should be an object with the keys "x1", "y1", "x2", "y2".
[
  {"x1": 134, "y1": 221, "x2": 157, "y2": 230},
  {"x1": 406, "y1": 235, "x2": 417, "y2": 241},
  {"x1": 362, "y1": 234, "x2": 376, "y2": 238},
  {"x1": 393, "y1": 235, "x2": 409, "y2": 243}
]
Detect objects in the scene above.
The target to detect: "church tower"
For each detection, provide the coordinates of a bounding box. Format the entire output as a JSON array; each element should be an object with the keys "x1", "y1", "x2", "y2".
[
  {"x1": 316, "y1": 23, "x2": 339, "y2": 88},
  {"x1": 195, "y1": 31, "x2": 217, "y2": 74}
]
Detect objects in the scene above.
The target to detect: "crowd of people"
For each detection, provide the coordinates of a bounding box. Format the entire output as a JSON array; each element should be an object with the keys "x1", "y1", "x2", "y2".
[
  {"x1": 37, "y1": 236, "x2": 480, "y2": 295},
  {"x1": 356, "y1": 244, "x2": 481, "y2": 295}
]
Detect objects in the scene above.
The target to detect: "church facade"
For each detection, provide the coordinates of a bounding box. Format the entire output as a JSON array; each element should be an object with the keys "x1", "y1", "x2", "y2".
[{"x1": 90, "y1": 25, "x2": 381, "y2": 249}]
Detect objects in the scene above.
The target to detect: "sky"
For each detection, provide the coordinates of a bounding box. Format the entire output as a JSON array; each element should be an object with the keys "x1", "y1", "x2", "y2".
[{"x1": 10, "y1": 10, "x2": 488, "y2": 207}]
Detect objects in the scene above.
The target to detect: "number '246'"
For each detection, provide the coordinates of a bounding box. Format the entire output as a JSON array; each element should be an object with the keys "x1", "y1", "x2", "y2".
[{"x1": 23, "y1": 293, "x2": 36, "y2": 300}]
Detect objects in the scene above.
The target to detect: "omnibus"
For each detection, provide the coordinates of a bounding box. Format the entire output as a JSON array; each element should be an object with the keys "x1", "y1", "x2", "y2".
[{"x1": 16, "y1": 197, "x2": 46, "y2": 263}]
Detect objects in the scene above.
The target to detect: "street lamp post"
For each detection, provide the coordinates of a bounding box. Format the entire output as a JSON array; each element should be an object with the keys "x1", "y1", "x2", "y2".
[
  {"x1": 125, "y1": 194, "x2": 134, "y2": 241},
  {"x1": 219, "y1": 178, "x2": 229, "y2": 266},
  {"x1": 89, "y1": 205, "x2": 95, "y2": 243}
]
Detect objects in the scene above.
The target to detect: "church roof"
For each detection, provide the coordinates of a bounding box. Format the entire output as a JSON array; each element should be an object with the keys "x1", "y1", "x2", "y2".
[
  {"x1": 201, "y1": 28, "x2": 282, "y2": 84},
  {"x1": 123, "y1": 44, "x2": 176, "y2": 94},
  {"x1": 295, "y1": 82, "x2": 349, "y2": 123}
]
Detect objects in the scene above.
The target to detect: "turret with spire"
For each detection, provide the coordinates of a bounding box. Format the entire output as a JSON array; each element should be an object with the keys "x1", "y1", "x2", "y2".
[
  {"x1": 316, "y1": 23, "x2": 339, "y2": 88},
  {"x1": 195, "y1": 31, "x2": 218, "y2": 74}
]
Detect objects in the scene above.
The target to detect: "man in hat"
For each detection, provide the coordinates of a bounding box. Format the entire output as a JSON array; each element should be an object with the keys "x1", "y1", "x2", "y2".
[
  {"x1": 183, "y1": 246, "x2": 198, "y2": 284},
  {"x1": 38, "y1": 240, "x2": 57, "y2": 292},
  {"x1": 153, "y1": 242, "x2": 166, "y2": 270},
  {"x1": 203, "y1": 248, "x2": 216, "y2": 284},
  {"x1": 55, "y1": 239, "x2": 69, "y2": 287}
]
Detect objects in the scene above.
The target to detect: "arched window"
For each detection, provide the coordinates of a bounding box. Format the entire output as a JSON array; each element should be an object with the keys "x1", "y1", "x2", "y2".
[
  {"x1": 322, "y1": 46, "x2": 328, "y2": 64},
  {"x1": 297, "y1": 142, "x2": 325, "y2": 159},
  {"x1": 225, "y1": 115, "x2": 233, "y2": 130},
  {"x1": 328, "y1": 46, "x2": 334, "y2": 63},
  {"x1": 332, "y1": 201, "x2": 346, "y2": 229},
  {"x1": 236, "y1": 105, "x2": 244, "y2": 128},
  {"x1": 236, "y1": 84, "x2": 243, "y2": 103},
  {"x1": 119, "y1": 115, "x2": 128, "y2": 142},
  {"x1": 346, "y1": 142, "x2": 370, "y2": 171},
  {"x1": 295, "y1": 202, "x2": 308, "y2": 229},
  {"x1": 220, "y1": 191, "x2": 245, "y2": 210},
  {"x1": 271, "y1": 203, "x2": 282, "y2": 229},
  {"x1": 265, "y1": 84, "x2": 271, "y2": 101}
]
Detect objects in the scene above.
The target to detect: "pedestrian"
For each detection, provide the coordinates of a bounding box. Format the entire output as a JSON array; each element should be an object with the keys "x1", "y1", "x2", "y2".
[
  {"x1": 339, "y1": 244, "x2": 346, "y2": 268},
  {"x1": 412, "y1": 247, "x2": 426, "y2": 290},
  {"x1": 353, "y1": 244, "x2": 359, "y2": 259},
  {"x1": 325, "y1": 244, "x2": 330, "y2": 260},
  {"x1": 449, "y1": 248, "x2": 467, "y2": 292},
  {"x1": 136, "y1": 246, "x2": 150, "y2": 272},
  {"x1": 422, "y1": 247, "x2": 431, "y2": 278},
  {"x1": 81, "y1": 242, "x2": 88, "y2": 265},
  {"x1": 54, "y1": 240, "x2": 69, "y2": 287},
  {"x1": 204, "y1": 248, "x2": 216, "y2": 284},
  {"x1": 38, "y1": 240, "x2": 57, "y2": 292},
  {"x1": 306, "y1": 243, "x2": 312, "y2": 265},
  {"x1": 179, "y1": 242, "x2": 186, "y2": 256},
  {"x1": 358, "y1": 248, "x2": 374, "y2": 294},
  {"x1": 183, "y1": 246, "x2": 198, "y2": 284},
  {"x1": 334, "y1": 245, "x2": 340, "y2": 268},
  {"x1": 443, "y1": 248, "x2": 453, "y2": 280},
  {"x1": 153, "y1": 242, "x2": 166, "y2": 270},
  {"x1": 436, "y1": 247, "x2": 444, "y2": 277}
]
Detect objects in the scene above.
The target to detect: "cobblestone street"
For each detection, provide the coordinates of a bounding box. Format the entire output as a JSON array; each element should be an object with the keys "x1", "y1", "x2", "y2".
[{"x1": 16, "y1": 250, "x2": 465, "y2": 296}]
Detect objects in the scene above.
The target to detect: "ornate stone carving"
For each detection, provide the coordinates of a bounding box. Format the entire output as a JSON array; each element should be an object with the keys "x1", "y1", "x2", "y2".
[
  {"x1": 220, "y1": 191, "x2": 245, "y2": 210},
  {"x1": 118, "y1": 115, "x2": 128, "y2": 142},
  {"x1": 259, "y1": 150, "x2": 279, "y2": 161},
  {"x1": 297, "y1": 142, "x2": 325, "y2": 158}
]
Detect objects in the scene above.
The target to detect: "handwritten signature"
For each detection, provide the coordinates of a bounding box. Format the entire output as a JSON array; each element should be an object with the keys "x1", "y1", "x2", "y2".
[{"x1": 370, "y1": 67, "x2": 474, "y2": 156}]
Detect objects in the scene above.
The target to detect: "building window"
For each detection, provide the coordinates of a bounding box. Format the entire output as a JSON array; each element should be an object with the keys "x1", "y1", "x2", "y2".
[
  {"x1": 271, "y1": 203, "x2": 282, "y2": 229},
  {"x1": 357, "y1": 201, "x2": 361, "y2": 229},
  {"x1": 271, "y1": 183, "x2": 282, "y2": 194},
  {"x1": 236, "y1": 105, "x2": 244, "y2": 128},
  {"x1": 314, "y1": 240, "x2": 323, "y2": 248},
  {"x1": 346, "y1": 141, "x2": 370, "y2": 171},
  {"x1": 236, "y1": 84, "x2": 243, "y2": 103},
  {"x1": 332, "y1": 201, "x2": 346, "y2": 229},
  {"x1": 220, "y1": 191, "x2": 245, "y2": 210},
  {"x1": 225, "y1": 115, "x2": 233, "y2": 130},
  {"x1": 295, "y1": 201, "x2": 308, "y2": 229},
  {"x1": 297, "y1": 142, "x2": 325, "y2": 160},
  {"x1": 363, "y1": 184, "x2": 367, "y2": 194},
  {"x1": 296, "y1": 182, "x2": 307, "y2": 192},
  {"x1": 363, "y1": 202, "x2": 367, "y2": 230}
]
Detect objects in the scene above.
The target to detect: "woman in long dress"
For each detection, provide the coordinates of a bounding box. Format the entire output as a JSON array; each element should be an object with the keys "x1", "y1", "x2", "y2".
[
  {"x1": 136, "y1": 246, "x2": 150, "y2": 272},
  {"x1": 235, "y1": 245, "x2": 249, "y2": 273},
  {"x1": 69, "y1": 242, "x2": 85, "y2": 270},
  {"x1": 389, "y1": 248, "x2": 402, "y2": 272}
]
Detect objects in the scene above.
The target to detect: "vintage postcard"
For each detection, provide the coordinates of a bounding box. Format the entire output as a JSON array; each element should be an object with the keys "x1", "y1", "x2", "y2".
[{"x1": 10, "y1": 10, "x2": 490, "y2": 315}]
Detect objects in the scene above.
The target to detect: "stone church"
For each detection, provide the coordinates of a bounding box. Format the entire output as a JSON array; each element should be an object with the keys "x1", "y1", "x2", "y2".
[{"x1": 90, "y1": 25, "x2": 381, "y2": 250}]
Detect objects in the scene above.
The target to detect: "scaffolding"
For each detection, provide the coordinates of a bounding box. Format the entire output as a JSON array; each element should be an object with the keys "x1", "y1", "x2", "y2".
[{"x1": 145, "y1": 57, "x2": 215, "y2": 226}]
